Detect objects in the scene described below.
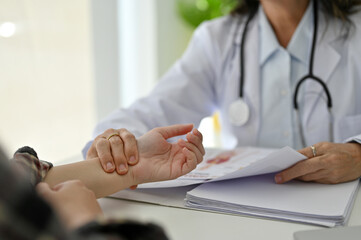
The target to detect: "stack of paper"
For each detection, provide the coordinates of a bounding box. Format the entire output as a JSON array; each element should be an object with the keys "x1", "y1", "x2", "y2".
[
  {"x1": 185, "y1": 174, "x2": 359, "y2": 227},
  {"x1": 111, "y1": 146, "x2": 360, "y2": 227}
]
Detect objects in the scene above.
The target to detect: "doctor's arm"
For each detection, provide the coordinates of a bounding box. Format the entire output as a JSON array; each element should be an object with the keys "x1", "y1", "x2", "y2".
[
  {"x1": 44, "y1": 124, "x2": 204, "y2": 198},
  {"x1": 275, "y1": 141, "x2": 361, "y2": 184},
  {"x1": 83, "y1": 22, "x2": 218, "y2": 174}
]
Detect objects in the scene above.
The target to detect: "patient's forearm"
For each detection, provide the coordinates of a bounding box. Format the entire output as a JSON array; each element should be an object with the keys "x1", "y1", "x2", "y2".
[{"x1": 44, "y1": 158, "x2": 135, "y2": 198}]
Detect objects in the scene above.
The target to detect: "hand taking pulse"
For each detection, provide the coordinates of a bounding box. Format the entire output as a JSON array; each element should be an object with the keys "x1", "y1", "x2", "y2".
[
  {"x1": 87, "y1": 124, "x2": 205, "y2": 180},
  {"x1": 275, "y1": 142, "x2": 361, "y2": 184},
  {"x1": 86, "y1": 128, "x2": 139, "y2": 175}
]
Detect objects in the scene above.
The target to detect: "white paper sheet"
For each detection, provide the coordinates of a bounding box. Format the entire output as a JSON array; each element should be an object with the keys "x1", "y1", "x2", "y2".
[{"x1": 138, "y1": 146, "x2": 306, "y2": 188}]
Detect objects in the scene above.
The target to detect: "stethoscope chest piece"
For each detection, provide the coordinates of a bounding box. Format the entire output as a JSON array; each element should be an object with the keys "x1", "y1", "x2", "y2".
[{"x1": 229, "y1": 98, "x2": 249, "y2": 126}]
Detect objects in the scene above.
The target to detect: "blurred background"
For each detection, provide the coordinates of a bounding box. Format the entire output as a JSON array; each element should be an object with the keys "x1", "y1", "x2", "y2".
[{"x1": 0, "y1": 0, "x2": 236, "y2": 162}]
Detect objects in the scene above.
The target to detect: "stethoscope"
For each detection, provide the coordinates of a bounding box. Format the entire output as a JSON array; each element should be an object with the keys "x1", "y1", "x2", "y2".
[{"x1": 228, "y1": 0, "x2": 334, "y2": 147}]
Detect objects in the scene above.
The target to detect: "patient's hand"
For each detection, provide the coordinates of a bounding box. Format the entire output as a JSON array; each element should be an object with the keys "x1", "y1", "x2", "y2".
[
  {"x1": 36, "y1": 180, "x2": 103, "y2": 230},
  {"x1": 131, "y1": 124, "x2": 205, "y2": 184}
]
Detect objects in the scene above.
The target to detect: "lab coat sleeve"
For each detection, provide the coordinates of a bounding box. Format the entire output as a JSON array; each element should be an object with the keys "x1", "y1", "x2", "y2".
[
  {"x1": 340, "y1": 12, "x2": 361, "y2": 147},
  {"x1": 344, "y1": 135, "x2": 361, "y2": 144},
  {"x1": 82, "y1": 21, "x2": 221, "y2": 158}
]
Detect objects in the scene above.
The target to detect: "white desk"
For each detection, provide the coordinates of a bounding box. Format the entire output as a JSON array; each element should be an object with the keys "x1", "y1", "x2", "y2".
[{"x1": 98, "y1": 186, "x2": 361, "y2": 240}]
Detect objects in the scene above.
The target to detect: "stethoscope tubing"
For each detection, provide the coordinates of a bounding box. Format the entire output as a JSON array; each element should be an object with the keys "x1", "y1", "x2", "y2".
[
  {"x1": 239, "y1": 6, "x2": 258, "y2": 99},
  {"x1": 234, "y1": 0, "x2": 334, "y2": 146},
  {"x1": 293, "y1": 0, "x2": 332, "y2": 110}
]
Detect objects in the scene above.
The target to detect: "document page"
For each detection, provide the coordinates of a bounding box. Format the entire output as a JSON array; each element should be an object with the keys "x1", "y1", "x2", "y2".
[{"x1": 138, "y1": 146, "x2": 306, "y2": 188}]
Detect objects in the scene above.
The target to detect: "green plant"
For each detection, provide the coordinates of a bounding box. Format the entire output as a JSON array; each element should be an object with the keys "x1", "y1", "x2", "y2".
[{"x1": 177, "y1": 0, "x2": 238, "y2": 28}]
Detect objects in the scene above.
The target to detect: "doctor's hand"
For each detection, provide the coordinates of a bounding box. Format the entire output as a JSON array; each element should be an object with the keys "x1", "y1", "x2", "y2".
[
  {"x1": 129, "y1": 124, "x2": 205, "y2": 185},
  {"x1": 86, "y1": 128, "x2": 139, "y2": 175},
  {"x1": 275, "y1": 142, "x2": 361, "y2": 184}
]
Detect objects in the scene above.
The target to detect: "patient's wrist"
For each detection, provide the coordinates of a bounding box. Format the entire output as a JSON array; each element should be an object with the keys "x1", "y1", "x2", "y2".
[{"x1": 127, "y1": 165, "x2": 142, "y2": 186}]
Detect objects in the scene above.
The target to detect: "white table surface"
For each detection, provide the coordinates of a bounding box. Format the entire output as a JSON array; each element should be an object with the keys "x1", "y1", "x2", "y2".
[
  {"x1": 98, "y1": 185, "x2": 361, "y2": 240},
  {"x1": 60, "y1": 154, "x2": 361, "y2": 239}
]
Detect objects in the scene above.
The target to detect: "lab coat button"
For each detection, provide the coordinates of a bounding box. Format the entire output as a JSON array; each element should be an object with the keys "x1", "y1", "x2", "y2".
[{"x1": 281, "y1": 89, "x2": 288, "y2": 96}]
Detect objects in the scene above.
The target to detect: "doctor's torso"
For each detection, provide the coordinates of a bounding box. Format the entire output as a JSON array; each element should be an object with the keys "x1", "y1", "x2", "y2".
[
  {"x1": 91, "y1": 4, "x2": 361, "y2": 152},
  {"x1": 191, "y1": 4, "x2": 361, "y2": 149}
]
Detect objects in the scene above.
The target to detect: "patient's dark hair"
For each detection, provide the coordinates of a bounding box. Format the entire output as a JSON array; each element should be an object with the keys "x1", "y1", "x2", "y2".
[{"x1": 232, "y1": 0, "x2": 361, "y2": 23}]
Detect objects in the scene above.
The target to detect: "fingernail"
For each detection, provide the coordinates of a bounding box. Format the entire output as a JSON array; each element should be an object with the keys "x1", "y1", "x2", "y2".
[
  {"x1": 106, "y1": 162, "x2": 114, "y2": 171},
  {"x1": 275, "y1": 175, "x2": 282, "y2": 184},
  {"x1": 129, "y1": 156, "x2": 136, "y2": 164},
  {"x1": 118, "y1": 164, "x2": 127, "y2": 173}
]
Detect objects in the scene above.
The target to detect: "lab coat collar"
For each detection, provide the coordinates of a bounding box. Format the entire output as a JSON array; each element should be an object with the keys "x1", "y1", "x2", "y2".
[
  {"x1": 233, "y1": 1, "x2": 343, "y2": 70},
  {"x1": 287, "y1": 1, "x2": 313, "y2": 65},
  {"x1": 258, "y1": 5, "x2": 281, "y2": 65},
  {"x1": 312, "y1": 12, "x2": 343, "y2": 84},
  {"x1": 258, "y1": 1, "x2": 313, "y2": 66},
  {"x1": 232, "y1": 11, "x2": 257, "y2": 46}
]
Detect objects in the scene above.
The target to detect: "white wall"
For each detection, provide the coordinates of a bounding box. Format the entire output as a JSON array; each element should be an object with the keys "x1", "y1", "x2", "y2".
[
  {"x1": 117, "y1": 0, "x2": 193, "y2": 108},
  {"x1": 156, "y1": 0, "x2": 194, "y2": 78},
  {"x1": 0, "y1": 0, "x2": 214, "y2": 162},
  {"x1": 118, "y1": 0, "x2": 158, "y2": 108},
  {"x1": 91, "y1": 0, "x2": 120, "y2": 120},
  {"x1": 0, "y1": 0, "x2": 95, "y2": 161}
]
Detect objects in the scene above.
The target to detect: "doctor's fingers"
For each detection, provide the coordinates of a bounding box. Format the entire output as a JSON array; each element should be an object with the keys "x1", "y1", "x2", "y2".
[
  {"x1": 296, "y1": 170, "x2": 347, "y2": 184},
  {"x1": 178, "y1": 138, "x2": 203, "y2": 164},
  {"x1": 86, "y1": 143, "x2": 98, "y2": 160},
  {"x1": 296, "y1": 169, "x2": 329, "y2": 183},
  {"x1": 274, "y1": 156, "x2": 326, "y2": 184},
  {"x1": 298, "y1": 141, "x2": 333, "y2": 159},
  {"x1": 186, "y1": 129, "x2": 205, "y2": 156},
  {"x1": 95, "y1": 138, "x2": 116, "y2": 173},
  {"x1": 116, "y1": 128, "x2": 139, "y2": 166},
  {"x1": 86, "y1": 135, "x2": 108, "y2": 160},
  {"x1": 98, "y1": 128, "x2": 138, "y2": 175},
  {"x1": 85, "y1": 129, "x2": 114, "y2": 160},
  {"x1": 107, "y1": 135, "x2": 129, "y2": 175}
]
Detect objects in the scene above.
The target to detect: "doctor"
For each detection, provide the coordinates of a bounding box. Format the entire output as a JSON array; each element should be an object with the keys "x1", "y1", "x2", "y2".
[{"x1": 83, "y1": 0, "x2": 361, "y2": 184}]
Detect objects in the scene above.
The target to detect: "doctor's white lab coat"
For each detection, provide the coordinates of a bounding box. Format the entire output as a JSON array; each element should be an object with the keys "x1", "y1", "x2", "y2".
[{"x1": 83, "y1": 7, "x2": 361, "y2": 156}]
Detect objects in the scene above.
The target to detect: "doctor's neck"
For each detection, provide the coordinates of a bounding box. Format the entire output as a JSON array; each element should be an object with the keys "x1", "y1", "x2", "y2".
[{"x1": 260, "y1": 0, "x2": 310, "y2": 48}]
